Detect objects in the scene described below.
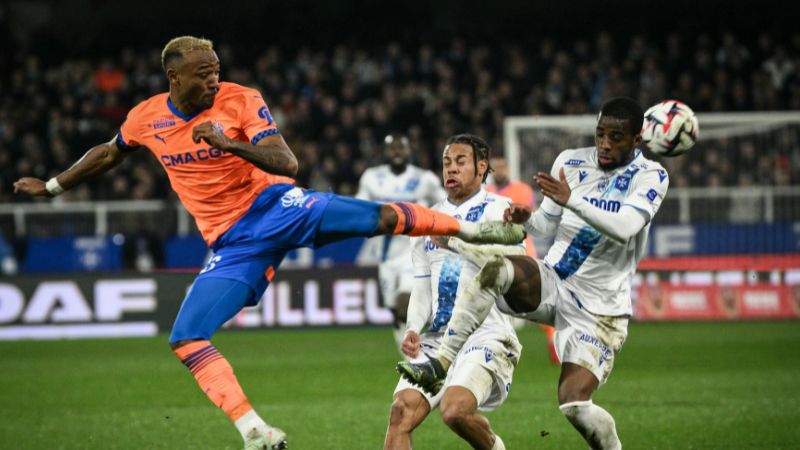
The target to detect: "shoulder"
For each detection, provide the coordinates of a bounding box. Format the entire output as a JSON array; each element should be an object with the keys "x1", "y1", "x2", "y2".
[
  {"x1": 632, "y1": 153, "x2": 669, "y2": 185},
  {"x1": 362, "y1": 164, "x2": 387, "y2": 177},
  {"x1": 483, "y1": 192, "x2": 512, "y2": 218},
  {"x1": 485, "y1": 191, "x2": 513, "y2": 204},
  {"x1": 216, "y1": 82, "x2": 266, "y2": 107},
  {"x1": 431, "y1": 199, "x2": 448, "y2": 212},
  {"x1": 556, "y1": 147, "x2": 594, "y2": 166},
  {"x1": 220, "y1": 82, "x2": 262, "y2": 97},
  {"x1": 126, "y1": 93, "x2": 169, "y2": 122}
]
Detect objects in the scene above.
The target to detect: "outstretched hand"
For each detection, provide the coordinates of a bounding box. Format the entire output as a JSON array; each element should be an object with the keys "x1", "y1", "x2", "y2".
[
  {"x1": 13, "y1": 177, "x2": 51, "y2": 197},
  {"x1": 401, "y1": 330, "x2": 421, "y2": 358},
  {"x1": 534, "y1": 168, "x2": 572, "y2": 206},
  {"x1": 503, "y1": 203, "x2": 533, "y2": 224},
  {"x1": 192, "y1": 121, "x2": 233, "y2": 150},
  {"x1": 430, "y1": 236, "x2": 450, "y2": 250}
]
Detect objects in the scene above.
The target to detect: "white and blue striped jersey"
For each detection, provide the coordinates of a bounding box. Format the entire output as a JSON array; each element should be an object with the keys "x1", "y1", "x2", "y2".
[
  {"x1": 357, "y1": 164, "x2": 445, "y2": 263},
  {"x1": 540, "y1": 147, "x2": 669, "y2": 316},
  {"x1": 410, "y1": 189, "x2": 523, "y2": 343}
]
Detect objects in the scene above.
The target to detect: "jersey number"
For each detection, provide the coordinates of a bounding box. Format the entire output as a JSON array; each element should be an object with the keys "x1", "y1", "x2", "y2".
[{"x1": 200, "y1": 255, "x2": 222, "y2": 274}]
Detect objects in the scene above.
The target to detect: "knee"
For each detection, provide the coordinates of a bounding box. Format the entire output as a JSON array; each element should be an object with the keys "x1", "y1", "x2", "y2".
[
  {"x1": 477, "y1": 255, "x2": 507, "y2": 290},
  {"x1": 377, "y1": 205, "x2": 398, "y2": 234},
  {"x1": 388, "y1": 397, "x2": 415, "y2": 431},
  {"x1": 439, "y1": 402, "x2": 469, "y2": 430},
  {"x1": 169, "y1": 338, "x2": 201, "y2": 352}
]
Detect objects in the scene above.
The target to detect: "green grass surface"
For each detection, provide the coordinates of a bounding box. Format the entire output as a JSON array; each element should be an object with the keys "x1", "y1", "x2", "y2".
[{"x1": 2, "y1": 321, "x2": 799, "y2": 449}]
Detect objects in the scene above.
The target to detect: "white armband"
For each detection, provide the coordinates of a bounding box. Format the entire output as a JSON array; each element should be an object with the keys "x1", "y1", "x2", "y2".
[{"x1": 45, "y1": 177, "x2": 65, "y2": 196}]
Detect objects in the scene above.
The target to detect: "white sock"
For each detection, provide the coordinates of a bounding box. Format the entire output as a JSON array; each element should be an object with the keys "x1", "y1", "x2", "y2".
[
  {"x1": 234, "y1": 409, "x2": 268, "y2": 441},
  {"x1": 492, "y1": 434, "x2": 506, "y2": 450},
  {"x1": 449, "y1": 237, "x2": 524, "y2": 267},
  {"x1": 437, "y1": 255, "x2": 514, "y2": 364},
  {"x1": 455, "y1": 221, "x2": 479, "y2": 240},
  {"x1": 559, "y1": 400, "x2": 621, "y2": 450}
]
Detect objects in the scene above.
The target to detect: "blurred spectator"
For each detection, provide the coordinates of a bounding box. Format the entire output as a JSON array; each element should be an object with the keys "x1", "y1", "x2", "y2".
[{"x1": 2, "y1": 27, "x2": 799, "y2": 212}]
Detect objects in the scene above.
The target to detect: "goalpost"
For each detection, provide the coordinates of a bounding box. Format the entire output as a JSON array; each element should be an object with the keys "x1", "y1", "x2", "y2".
[{"x1": 503, "y1": 111, "x2": 800, "y2": 184}]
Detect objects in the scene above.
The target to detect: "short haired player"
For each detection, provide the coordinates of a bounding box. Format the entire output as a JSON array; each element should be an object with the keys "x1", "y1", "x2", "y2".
[
  {"x1": 398, "y1": 97, "x2": 668, "y2": 450},
  {"x1": 384, "y1": 135, "x2": 524, "y2": 450},
  {"x1": 13, "y1": 36, "x2": 525, "y2": 450}
]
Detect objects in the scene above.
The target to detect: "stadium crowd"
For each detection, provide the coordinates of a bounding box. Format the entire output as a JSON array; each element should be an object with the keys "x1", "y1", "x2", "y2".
[{"x1": 1, "y1": 30, "x2": 799, "y2": 205}]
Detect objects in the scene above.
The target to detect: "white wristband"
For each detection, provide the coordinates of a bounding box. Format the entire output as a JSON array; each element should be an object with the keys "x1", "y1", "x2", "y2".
[{"x1": 45, "y1": 177, "x2": 65, "y2": 196}]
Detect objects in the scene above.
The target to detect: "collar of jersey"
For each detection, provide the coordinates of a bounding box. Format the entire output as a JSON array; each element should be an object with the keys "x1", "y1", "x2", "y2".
[
  {"x1": 446, "y1": 188, "x2": 485, "y2": 207},
  {"x1": 167, "y1": 97, "x2": 207, "y2": 122}
]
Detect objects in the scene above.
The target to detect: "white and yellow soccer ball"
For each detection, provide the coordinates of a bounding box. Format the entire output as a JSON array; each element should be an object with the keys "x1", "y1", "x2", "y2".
[{"x1": 641, "y1": 100, "x2": 699, "y2": 156}]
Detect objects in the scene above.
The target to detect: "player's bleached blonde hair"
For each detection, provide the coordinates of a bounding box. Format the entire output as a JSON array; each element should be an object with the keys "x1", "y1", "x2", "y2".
[{"x1": 161, "y1": 36, "x2": 214, "y2": 71}]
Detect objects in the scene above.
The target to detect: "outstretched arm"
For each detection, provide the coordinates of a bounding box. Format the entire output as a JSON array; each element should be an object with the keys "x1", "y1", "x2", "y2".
[
  {"x1": 535, "y1": 168, "x2": 646, "y2": 243},
  {"x1": 504, "y1": 203, "x2": 560, "y2": 239},
  {"x1": 192, "y1": 122, "x2": 298, "y2": 178},
  {"x1": 14, "y1": 137, "x2": 129, "y2": 197}
]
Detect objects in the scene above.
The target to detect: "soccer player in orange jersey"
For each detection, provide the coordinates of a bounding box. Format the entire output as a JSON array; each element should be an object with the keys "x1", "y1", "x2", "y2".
[
  {"x1": 488, "y1": 157, "x2": 559, "y2": 364},
  {"x1": 13, "y1": 36, "x2": 524, "y2": 450}
]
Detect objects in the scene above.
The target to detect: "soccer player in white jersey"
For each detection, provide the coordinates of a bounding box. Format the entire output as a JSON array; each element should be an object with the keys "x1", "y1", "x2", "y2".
[
  {"x1": 357, "y1": 134, "x2": 446, "y2": 349},
  {"x1": 398, "y1": 98, "x2": 668, "y2": 450},
  {"x1": 385, "y1": 134, "x2": 525, "y2": 450}
]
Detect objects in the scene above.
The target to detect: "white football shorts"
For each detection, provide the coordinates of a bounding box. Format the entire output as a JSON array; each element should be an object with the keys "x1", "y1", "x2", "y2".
[
  {"x1": 393, "y1": 331, "x2": 519, "y2": 411},
  {"x1": 496, "y1": 259, "x2": 628, "y2": 385}
]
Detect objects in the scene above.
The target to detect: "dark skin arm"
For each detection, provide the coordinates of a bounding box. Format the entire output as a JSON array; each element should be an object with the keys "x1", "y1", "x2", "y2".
[
  {"x1": 14, "y1": 138, "x2": 129, "y2": 197},
  {"x1": 192, "y1": 121, "x2": 298, "y2": 177}
]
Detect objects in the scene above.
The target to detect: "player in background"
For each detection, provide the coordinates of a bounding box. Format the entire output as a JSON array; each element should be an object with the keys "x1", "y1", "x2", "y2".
[
  {"x1": 13, "y1": 36, "x2": 525, "y2": 450},
  {"x1": 357, "y1": 134, "x2": 446, "y2": 352},
  {"x1": 487, "y1": 156, "x2": 558, "y2": 364},
  {"x1": 384, "y1": 134, "x2": 523, "y2": 450},
  {"x1": 398, "y1": 98, "x2": 668, "y2": 450}
]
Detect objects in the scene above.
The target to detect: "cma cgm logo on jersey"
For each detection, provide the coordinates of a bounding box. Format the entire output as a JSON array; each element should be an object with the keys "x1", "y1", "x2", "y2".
[{"x1": 160, "y1": 147, "x2": 224, "y2": 167}]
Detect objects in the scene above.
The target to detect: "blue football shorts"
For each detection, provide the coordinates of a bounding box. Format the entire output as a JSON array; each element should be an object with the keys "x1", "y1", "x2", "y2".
[{"x1": 169, "y1": 183, "x2": 383, "y2": 342}]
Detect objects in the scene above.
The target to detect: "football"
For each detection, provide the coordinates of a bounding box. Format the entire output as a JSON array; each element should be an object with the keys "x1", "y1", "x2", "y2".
[{"x1": 641, "y1": 100, "x2": 699, "y2": 156}]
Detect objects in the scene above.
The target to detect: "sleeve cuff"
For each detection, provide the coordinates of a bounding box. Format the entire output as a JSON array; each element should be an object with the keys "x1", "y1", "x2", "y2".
[
  {"x1": 115, "y1": 132, "x2": 137, "y2": 152},
  {"x1": 250, "y1": 128, "x2": 281, "y2": 145},
  {"x1": 565, "y1": 194, "x2": 583, "y2": 210}
]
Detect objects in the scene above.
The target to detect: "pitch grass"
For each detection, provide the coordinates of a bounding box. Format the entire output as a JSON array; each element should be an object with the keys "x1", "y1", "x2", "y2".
[{"x1": 1, "y1": 321, "x2": 799, "y2": 449}]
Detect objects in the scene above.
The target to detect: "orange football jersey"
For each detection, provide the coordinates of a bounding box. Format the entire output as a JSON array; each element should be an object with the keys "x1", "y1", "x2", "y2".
[{"x1": 118, "y1": 82, "x2": 294, "y2": 245}]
